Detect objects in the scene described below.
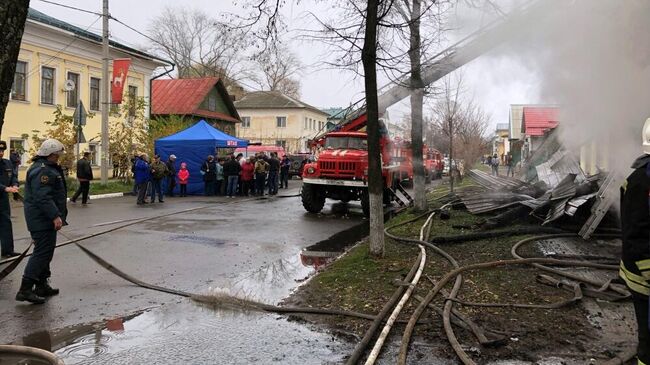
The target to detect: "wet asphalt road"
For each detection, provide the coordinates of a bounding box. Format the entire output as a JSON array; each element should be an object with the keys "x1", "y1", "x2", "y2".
[{"x1": 0, "y1": 182, "x2": 366, "y2": 364}]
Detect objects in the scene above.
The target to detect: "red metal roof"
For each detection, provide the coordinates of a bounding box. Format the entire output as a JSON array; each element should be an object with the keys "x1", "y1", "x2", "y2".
[
  {"x1": 151, "y1": 77, "x2": 239, "y2": 123},
  {"x1": 523, "y1": 107, "x2": 559, "y2": 136}
]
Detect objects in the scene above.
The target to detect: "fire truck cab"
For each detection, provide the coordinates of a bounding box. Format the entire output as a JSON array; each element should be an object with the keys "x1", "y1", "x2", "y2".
[{"x1": 301, "y1": 131, "x2": 398, "y2": 217}]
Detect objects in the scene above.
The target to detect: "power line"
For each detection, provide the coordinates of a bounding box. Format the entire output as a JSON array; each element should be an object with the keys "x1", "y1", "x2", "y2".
[
  {"x1": 36, "y1": 0, "x2": 103, "y2": 17},
  {"x1": 25, "y1": 15, "x2": 103, "y2": 79},
  {"x1": 110, "y1": 15, "x2": 265, "y2": 93}
]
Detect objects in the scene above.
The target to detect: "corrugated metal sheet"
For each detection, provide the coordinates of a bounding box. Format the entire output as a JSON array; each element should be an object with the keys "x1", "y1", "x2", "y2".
[
  {"x1": 550, "y1": 174, "x2": 577, "y2": 201},
  {"x1": 468, "y1": 170, "x2": 528, "y2": 190},
  {"x1": 543, "y1": 197, "x2": 571, "y2": 225},
  {"x1": 535, "y1": 150, "x2": 586, "y2": 188},
  {"x1": 565, "y1": 193, "x2": 597, "y2": 217},
  {"x1": 457, "y1": 190, "x2": 535, "y2": 214}
]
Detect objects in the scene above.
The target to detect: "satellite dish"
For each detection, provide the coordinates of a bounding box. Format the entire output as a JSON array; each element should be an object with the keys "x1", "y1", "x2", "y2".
[{"x1": 64, "y1": 79, "x2": 75, "y2": 92}]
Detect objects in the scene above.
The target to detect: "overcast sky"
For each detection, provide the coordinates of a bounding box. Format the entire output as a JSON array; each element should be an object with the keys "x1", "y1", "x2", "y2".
[{"x1": 30, "y1": 0, "x2": 542, "y2": 131}]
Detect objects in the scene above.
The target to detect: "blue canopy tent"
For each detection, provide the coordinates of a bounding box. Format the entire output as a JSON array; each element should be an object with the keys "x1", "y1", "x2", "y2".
[{"x1": 155, "y1": 120, "x2": 248, "y2": 195}]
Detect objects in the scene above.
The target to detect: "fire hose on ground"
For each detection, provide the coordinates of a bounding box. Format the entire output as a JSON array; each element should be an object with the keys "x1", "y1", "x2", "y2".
[
  {"x1": 395, "y1": 234, "x2": 633, "y2": 365},
  {"x1": 335, "y1": 203, "x2": 634, "y2": 364},
  {"x1": 0, "y1": 345, "x2": 65, "y2": 365}
]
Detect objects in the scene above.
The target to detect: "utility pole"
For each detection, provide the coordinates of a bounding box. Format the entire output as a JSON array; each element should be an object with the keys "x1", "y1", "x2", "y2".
[
  {"x1": 449, "y1": 116, "x2": 454, "y2": 193},
  {"x1": 100, "y1": 0, "x2": 110, "y2": 184}
]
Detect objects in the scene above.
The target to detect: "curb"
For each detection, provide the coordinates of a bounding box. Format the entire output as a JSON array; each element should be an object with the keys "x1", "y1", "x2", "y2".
[{"x1": 66, "y1": 192, "x2": 126, "y2": 202}]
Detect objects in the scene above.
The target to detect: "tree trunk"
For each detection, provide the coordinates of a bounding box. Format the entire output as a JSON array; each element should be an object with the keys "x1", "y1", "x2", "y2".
[
  {"x1": 362, "y1": 0, "x2": 384, "y2": 257},
  {"x1": 408, "y1": 0, "x2": 426, "y2": 211},
  {"x1": 0, "y1": 0, "x2": 30, "y2": 137}
]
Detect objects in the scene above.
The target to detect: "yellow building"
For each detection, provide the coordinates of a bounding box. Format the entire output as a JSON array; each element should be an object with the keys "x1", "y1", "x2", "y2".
[
  {"x1": 234, "y1": 91, "x2": 330, "y2": 153},
  {"x1": 3, "y1": 8, "x2": 169, "y2": 170},
  {"x1": 493, "y1": 123, "x2": 510, "y2": 163}
]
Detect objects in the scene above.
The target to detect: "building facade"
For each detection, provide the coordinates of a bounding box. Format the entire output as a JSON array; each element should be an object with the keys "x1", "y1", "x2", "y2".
[
  {"x1": 234, "y1": 91, "x2": 330, "y2": 153},
  {"x1": 493, "y1": 123, "x2": 510, "y2": 162},
  {"x1": 3, "y1": 8, "x2": 168, "y2": 170}
]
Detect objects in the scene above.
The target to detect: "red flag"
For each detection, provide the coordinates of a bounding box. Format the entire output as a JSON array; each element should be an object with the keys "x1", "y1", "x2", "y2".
[{"x1": 111, "y1": 58, "x2": 131, "y2": 104}]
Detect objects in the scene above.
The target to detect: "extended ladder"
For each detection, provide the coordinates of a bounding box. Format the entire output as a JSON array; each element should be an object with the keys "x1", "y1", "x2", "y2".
[
  {"x1": 579, "y1": 173, "x2": 621, "y2": 239},
  {"x1": 389, "y1": 184, "x2": 414, "y2": 207}
]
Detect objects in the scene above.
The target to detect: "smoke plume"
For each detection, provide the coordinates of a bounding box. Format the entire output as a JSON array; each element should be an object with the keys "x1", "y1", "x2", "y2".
[{"x1": 511, "y1": 0, "x2": 650, "y2": 171}]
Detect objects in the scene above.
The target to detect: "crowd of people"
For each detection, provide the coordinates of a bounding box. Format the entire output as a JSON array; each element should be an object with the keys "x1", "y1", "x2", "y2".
[{"x1": 129, "y1": 151, "x2": 292, "y2": 205}]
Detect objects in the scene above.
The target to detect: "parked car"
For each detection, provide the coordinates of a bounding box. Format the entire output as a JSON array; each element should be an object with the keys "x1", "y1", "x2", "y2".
[{"x1": 288, "y1": 153, "x2": 311, "y2": 177}]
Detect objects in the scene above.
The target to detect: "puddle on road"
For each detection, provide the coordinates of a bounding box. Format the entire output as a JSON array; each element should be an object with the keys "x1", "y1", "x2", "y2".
[
  {"x1": 300, "y1": 221, "x2": 369, "y2": 269},
  {"x1": 167, "y1": 234, "x2": 232, "y2": 247},
  {"x1": 15, "y1": 302, "x2": 350, "y2": 365},
  {"x1": 227, "y1": 221, "x2": 369, "y2": 302}
]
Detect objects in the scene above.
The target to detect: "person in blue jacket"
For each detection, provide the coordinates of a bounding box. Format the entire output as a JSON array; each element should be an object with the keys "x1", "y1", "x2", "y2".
[{"x1": 134, "y1": 153, "x2": 151, "y2": 205}]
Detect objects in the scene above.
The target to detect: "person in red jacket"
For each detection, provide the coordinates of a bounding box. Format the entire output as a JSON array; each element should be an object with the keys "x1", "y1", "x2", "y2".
[
  {"x1": 177, "y1": 162, "x2": 190, "y2": 197},
  {"x1": 240, "y1": 157, "x2": 255, "y2": 196}
]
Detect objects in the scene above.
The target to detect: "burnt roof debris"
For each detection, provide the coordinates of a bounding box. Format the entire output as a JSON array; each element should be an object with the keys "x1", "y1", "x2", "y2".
[
  {"x1": 444, "y1": 167, "x2": 608, "y2": 232},
  {"x1": 467, "y1": 170, "x2": 528, "y2": 191}
]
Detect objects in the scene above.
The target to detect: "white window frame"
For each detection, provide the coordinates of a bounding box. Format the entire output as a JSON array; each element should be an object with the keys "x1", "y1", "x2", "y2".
[
  {"x1": 66, "y1": 71, "x2": 81, "y2": 109},
  {"x1": 40, "y1": 65, "x2": 57, "y2": 106},
  {"x1": 89, "y1": 76, "x2": 101, "y2": 111},
  {"x1": 241, "y1": 116, "x2": 251, "y2": 128},
  {"x1": 304, "y1": 116, "x2": 308, "y2": 130},
  {"x1": 276, "y1": 116, "x2": 287, "y2": 128},
  {"x1": 88, "y1": 143, "x2": 99, "y2": 166},
  {"x1": 9, "y1": 138, "x2": 28, "y2": 165},
  {"x1": 10, "y1": 60, "x2": 29, "y2": 102}
]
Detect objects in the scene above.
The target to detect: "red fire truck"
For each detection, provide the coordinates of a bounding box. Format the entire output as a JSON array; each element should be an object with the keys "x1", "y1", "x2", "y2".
[
  {"x1": 301, "y1": 114, "x2": 411, "y2": 216},
  {"x1": 392, "y1": 138, "x2": 445, "y2": 184}
]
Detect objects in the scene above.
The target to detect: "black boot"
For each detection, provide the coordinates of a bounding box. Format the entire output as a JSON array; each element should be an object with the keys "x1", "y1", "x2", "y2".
[
  {"x1": 34, "y1": 280, "x2": 59, "y2": 297},
  {"x1": 16, "y1": 278, "x2": 45, "y2": 304}
]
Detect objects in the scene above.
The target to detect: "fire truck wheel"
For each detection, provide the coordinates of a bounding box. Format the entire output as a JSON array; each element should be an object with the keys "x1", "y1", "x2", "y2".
[
  {"x1": 360, "y1": 191, "x2": 370, "y2": 217},
  {"x1": 425, "y1": 172, "x2": 432, "y2": 184},
  {"x1": 301, "y1": 184, "x2": 326, "y2": 213}
]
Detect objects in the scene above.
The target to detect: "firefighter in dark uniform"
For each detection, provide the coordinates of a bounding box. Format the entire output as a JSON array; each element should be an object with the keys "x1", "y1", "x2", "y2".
[
  {"x1": 16, "y1": 139, "x2": 68, "y2": 304},
  {"x1": 0, "y1": 140, "x2": 20, "y2": 258},
  {"x1": 620, "y1": 119, "x2": 650, "y2": 365}
]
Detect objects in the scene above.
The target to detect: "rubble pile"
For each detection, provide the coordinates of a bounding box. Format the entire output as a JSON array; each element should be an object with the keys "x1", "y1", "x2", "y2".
[{"x1": 440, "y1": 163, "x2": 615, "y2": 235}]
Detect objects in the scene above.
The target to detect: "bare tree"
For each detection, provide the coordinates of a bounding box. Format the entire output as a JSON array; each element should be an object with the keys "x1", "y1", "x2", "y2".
[
  {"x1": 148, "y1": 7, "x2": 252, "y2": 87},
  {"x1": 430, "y1": 74, "x2": 490, "y2": 189},
  {"x1": 0, "y1": 0, "x2": 30, "y2": 136},
  {"x1": 253, "y1": 45, "x2": 302, "y2": 99}
]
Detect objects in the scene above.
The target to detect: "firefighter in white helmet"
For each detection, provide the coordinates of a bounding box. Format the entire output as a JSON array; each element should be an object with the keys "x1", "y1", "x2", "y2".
[
  {"x1": 619, "y1": 118, "x2": 650, "y2": 364},
  {"x1": 16, "y1": 139, "x2": 68, "y2": 304}
]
